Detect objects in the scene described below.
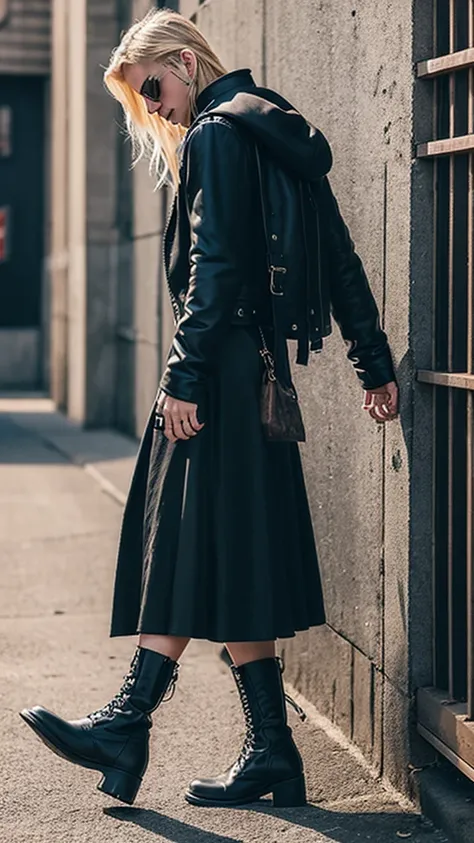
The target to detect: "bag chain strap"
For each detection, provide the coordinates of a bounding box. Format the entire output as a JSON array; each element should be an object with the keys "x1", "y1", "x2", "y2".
[
  {"x1": 254, "y1": 144, "x2": 281, "y2": 384},
  {"x1": 258, "y1": 326, "x2": 277, "y2": 382}
]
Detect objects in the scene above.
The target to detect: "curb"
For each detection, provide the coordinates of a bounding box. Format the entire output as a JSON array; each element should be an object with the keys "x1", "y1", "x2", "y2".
[{"x1": 412, "y1": 762, "x2": 474, "y2": 843}]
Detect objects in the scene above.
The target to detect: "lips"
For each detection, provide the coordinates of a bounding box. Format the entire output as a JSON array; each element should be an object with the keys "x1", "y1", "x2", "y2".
[{"x1": 158, "y1": 107, "x2": 174, "y2": 121}]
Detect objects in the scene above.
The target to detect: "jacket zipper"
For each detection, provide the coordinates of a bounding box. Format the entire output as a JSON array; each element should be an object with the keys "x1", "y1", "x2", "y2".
[
  {"x1": 299, "y1": 180, "x2": 313, "y2": 346},
  {"x1": 309, "y1": 185, "x2": 324, "y2": 336},
  {"x1": 162, "y1": 189, "x2": 181, "y2": 326},
  {"x1": 315, "y1": 203, "x2": 324, "y2": 333}
]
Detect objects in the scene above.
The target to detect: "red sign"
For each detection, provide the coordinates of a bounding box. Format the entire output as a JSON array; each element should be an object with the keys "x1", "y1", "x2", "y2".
[{"x1": 0, "y1": 206, "x2": 9, "y2": 262}]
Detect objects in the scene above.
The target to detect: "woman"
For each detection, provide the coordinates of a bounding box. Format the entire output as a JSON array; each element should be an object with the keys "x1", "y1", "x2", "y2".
[{"x1": 19, "y1": 8, "x2": 399, "y2": 809}]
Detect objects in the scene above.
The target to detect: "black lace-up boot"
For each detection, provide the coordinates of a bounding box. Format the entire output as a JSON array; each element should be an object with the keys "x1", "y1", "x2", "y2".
[
  {"x1": 19, "y1": 646, "x2": 179, "y2": 804},
  {"x1": 185, "y1": 656, "x2": 307, "y2": 808}
]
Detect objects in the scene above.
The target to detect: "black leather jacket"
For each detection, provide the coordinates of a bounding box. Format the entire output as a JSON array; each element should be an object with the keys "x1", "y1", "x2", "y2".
[{"x1": 159, "y1": 69, "x2": 396, "y2": 406}]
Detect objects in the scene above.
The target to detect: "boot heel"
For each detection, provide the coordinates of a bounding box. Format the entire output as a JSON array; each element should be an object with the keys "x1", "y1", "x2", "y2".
[
  {"x1": 272, "y1": 774, "x2": 307, "y2": 807},
  {"x1": 97, "y1": 768, "x2": 142, "y2": 805}
]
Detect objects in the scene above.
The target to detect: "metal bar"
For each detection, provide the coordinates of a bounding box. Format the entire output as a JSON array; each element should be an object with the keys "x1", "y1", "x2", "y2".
[
  {"x1": 469, "y1": 390, "x2": 474, "y2": 718},
  {"x1": 418, "y1": 370, "x2": 474, "y2": 389},
  {"x1": 467, "y1": 0, "x2": 474, "y2": 721},
  {"x1": 452, "y1": 389, "x2": 468, "y2": 702},
  {"x1": 432, "y1": 0, "x2": 440, "y2": 669},
  {"x1": 451, "y1": 149, "x2": 470, "y2": 700},
  {"x1": 432, "y1": 33, "x2": 439, "y2": 683},
  {"x1": 417, "y1": 133, "x2": 474, "y2": 157},
  {"x1": 418, "y1": 46, "x2": 474, "y2": 78},
  {"x1": 432, "y1": 380, "x2": 439, "y2": 689},
  {"x1": 447, "y1": 0, "x2": 455, "y2": 700}
]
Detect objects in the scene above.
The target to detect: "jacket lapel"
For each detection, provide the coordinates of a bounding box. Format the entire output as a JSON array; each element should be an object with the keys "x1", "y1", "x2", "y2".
[
  {"x1": 165, "y1": 187, "x2": 192, "y2": 301},
  {"x1": 163, "y1": 192, "x2": 178, "y2": 280}
]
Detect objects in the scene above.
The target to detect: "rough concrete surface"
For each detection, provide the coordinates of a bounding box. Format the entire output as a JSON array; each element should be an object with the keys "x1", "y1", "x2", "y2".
[{"x1": 0, "y1": 398, "x2": 449, "y2": 843}]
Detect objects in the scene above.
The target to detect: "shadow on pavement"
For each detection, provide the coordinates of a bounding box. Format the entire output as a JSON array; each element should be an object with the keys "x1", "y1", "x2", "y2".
[
  {"x1": 104, "y1": 802, "x2": 438, "y2": 842},
  {"x1": 0, "y1": 405, "x2": 137, "y2": 466}
]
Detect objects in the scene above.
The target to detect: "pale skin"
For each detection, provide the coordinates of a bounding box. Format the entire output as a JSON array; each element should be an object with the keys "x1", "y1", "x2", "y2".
[{"x1": 123, "y1": 52, "x2": 400, "y2": 666}]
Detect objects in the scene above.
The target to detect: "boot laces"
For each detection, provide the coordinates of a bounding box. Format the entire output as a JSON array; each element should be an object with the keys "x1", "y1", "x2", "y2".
[
  {"x1": 89, "y1": 655, "x2": 180, "y2": 722},
  {"x1": 89, "y1": 647, "x2": 141, "y2": 722},
  {"x1": 231, "y1": 667, "x2": 256, "y2": 768}
]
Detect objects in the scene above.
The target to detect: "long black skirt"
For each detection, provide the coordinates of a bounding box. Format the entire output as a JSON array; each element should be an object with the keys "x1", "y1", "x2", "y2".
[{"x1": 109, "y1": 324, "x2": 326, "y2": 642}]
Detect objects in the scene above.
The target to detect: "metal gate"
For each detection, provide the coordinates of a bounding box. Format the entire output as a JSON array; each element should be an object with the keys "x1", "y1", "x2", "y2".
[{"x1": 416, "y1": 0, "x2": 474, "y2": 782}]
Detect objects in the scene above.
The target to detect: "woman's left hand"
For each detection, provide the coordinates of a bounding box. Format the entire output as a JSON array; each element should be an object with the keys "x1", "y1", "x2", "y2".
[
  {"x1": 156, "y1": 390, "x2": 205, "y2": 442},
  {"x1": 363, "y1": 381, "x2": 399, "y2": 423}
]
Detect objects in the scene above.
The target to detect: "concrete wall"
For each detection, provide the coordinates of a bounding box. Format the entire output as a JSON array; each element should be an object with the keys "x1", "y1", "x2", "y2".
[
  {"x1": 49, "y1": 0, "x2": 120, "y2": 426},
  {"x1": 189, "y1": 0, "x2": 435, "y2": 798},
  {"x1": 84, "y1": 0, "x2": 121, "y2": 425}
]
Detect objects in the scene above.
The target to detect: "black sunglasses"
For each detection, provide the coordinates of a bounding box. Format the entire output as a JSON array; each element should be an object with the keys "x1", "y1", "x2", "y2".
[{"x1": 139, "y1": 68, "x2": 191, "y2": 103}]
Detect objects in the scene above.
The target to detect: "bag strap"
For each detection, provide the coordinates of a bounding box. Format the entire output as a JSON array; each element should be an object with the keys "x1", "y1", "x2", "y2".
[
  {"x1": 258, "y1": 327, "x2": 277, "y2": 381},
  {"x1": 254, "y1": 143, "x2": 311, "y2": 377},
  {"x1": 254, "y1": 143, "x2": 293, "y2": 387},
  {"x1": 253, "y1": 144, "x2": 287, "y2": 296}
]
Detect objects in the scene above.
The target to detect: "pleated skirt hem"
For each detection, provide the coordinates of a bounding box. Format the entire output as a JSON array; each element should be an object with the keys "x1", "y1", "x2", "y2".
[{"x1": 110, "y1": 615, "x2": 326, "y2": 643}]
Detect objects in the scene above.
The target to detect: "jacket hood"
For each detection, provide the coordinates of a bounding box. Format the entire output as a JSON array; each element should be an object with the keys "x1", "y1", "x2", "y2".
[{"x1": 194, "y1": 69, "x2": 333, "y2": 181}]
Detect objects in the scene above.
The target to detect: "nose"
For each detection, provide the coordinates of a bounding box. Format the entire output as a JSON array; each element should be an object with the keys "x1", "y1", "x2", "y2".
[{"x1": 145, "y1": 100, "x2": 161, "y2": 115}]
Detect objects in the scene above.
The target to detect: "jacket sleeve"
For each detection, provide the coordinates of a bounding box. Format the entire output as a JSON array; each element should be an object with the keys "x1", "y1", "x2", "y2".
[
  {"x1": 158, "y1": 118, "x2": 254, "y2": 405},
  {"x1": 317, "y1": 176, "x2": 397, "y2": 390}
]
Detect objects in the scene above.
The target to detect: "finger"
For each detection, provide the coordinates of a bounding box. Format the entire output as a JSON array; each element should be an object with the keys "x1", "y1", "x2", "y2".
[
  {"x1": 190, "y1": 407, "x2": 205, "y2": 432},
  {"x1": 168, "y1": 410, "x2": 178, "y2": 442},
  {"x1": 376, "y1": 402, "x2": 391, "y2": 420},
  {"x1": 375, "y1": 402, "x2": 398, "y2": 422},
  {"x1": 180, "y1": 416, "x2": 197, "y2": 438},
  {"x1": 369, "y1": 405, "x2": 386, "y2": 423},
  {"x1": 171, "y1": 411, "x2": 189, "y2": 440},
  {"x1": 388, "y1": 396, "x2": 399, "y2": 415},
  {"x1": 375, "y1": 403, "x2": 398, "y2": 422},
  {"x1": 379, "y1": 395, "x2": 399, "y2": 419},
  {"x1": 163, "y1": 412, "x2": 177, "y2": 443},
  {"x1": 387, "y1": 387, "x2": 399, "y2": 411},
  {"x1": 363, "y1": 393, "x2": 385, "y2": 412},
  {"x1": 364, "y1": 391, "x2": 388, "y2": 410},
  {"x1": 374, "y1": 399, "x2": 390, "y2": 417}
]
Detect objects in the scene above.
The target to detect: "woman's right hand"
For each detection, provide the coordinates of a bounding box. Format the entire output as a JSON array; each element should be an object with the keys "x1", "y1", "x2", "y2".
[{"x1": 156, "y1": 390, "x2": 205, "y2": 443}]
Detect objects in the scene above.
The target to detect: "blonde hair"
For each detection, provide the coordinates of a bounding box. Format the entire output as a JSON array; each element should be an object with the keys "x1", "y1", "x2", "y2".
[{"x1": 104, "y1": 8, "x2": 228, "y2": 191}]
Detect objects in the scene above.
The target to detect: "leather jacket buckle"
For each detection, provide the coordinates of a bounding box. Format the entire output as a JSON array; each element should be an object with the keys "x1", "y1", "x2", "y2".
[{"x1": 269, "y1": 266, "x2": 286, "y2": 296}]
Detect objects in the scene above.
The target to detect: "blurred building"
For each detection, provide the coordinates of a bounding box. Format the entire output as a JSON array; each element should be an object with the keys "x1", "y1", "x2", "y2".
[
  {"x1": 3, "y1": 0, "x2": 474, "y2": 818},
  {"x1": 0, "y1": 0, "x2": 50, "y2": 388}
]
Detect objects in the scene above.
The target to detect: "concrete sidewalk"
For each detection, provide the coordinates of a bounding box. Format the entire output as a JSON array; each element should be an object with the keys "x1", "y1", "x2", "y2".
[{"x1": 0, "y1": 397, "x2": 449, "y2": 843}]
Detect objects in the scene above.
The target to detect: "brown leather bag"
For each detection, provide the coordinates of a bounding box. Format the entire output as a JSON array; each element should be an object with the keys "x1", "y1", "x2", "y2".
[{"x1": 258, "y1": 327, "x2": 306, "y2": 442}]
